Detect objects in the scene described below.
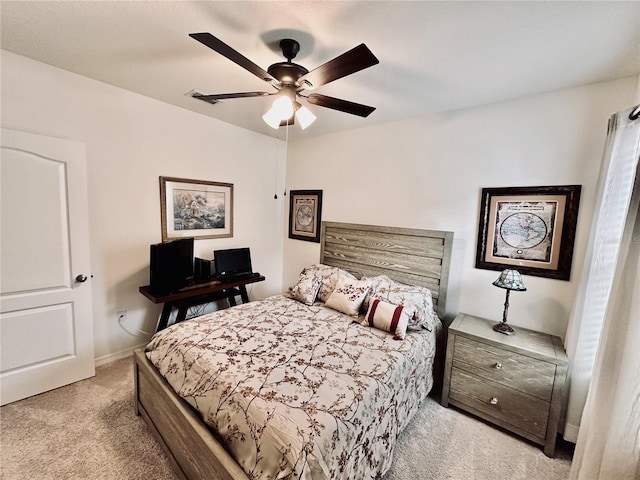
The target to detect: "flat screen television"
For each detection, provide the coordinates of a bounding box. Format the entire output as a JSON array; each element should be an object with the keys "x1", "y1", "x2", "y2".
[
  {"x1": 149, "y1": 237, "x2": 194, "y2": 294},
  {"x1": 213, "y1": 247, "x2": 252, "y2": 279}
]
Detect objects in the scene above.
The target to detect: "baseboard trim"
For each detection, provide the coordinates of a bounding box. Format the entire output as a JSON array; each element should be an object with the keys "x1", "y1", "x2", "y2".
[{"x1": 95, "y1": 342, "x2": 148, "y2": 367}]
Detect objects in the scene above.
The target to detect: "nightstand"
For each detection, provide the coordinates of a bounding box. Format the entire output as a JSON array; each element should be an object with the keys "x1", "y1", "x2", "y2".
[{"x1": 441, "y1": 313, "x2": 568, "y2": 457}]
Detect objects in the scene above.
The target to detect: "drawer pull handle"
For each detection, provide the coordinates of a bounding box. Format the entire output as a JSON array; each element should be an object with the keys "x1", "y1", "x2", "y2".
[
  {"x1": 494, "y1": 362, "x2": 503, "y2": 369},
  {"x1": 490, "y1": 397, "x2": 499, "y2": 405}
]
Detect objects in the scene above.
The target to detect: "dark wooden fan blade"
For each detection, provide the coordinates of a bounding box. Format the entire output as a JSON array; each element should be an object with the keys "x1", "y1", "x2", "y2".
[
  {"x1": 299, "y1": 44, "x2": 379, "y2": 89},
  {"x1": 307, "y1": 94, "x2": 376, "y2": 117},
  {"x1": 189, "y1": 33, "x2": 275, "y2": 83},
  {"x1": 192, "y1": 92, "x2": 271, "y2": 104}
]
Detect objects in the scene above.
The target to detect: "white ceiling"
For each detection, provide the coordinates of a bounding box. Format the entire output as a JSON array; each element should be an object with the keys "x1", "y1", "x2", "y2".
[{"x1": 1, "y1": 1, "x2": 639, "y2": 140}]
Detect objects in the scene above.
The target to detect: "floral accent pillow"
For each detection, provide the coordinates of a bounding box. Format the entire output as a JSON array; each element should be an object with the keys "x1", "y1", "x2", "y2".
[
  {"x1": 361, "y1": 275, "x2": 437, "y2": 331},
  {"x1": 290, "y1": 275, "x2": 322, "y2": 306},
  {"x1": 295, "y1": 264, "x2": 357, "y2": 303},
  {"x1": 324, "y1": 277, "x2": 371, "y2": 316},
  {"x1": 362, "y1": 298, "x2": 410, "y2": 340}
]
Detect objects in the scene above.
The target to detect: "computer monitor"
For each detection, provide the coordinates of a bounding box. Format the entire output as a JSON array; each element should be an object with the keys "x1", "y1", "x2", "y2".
[{"x1": 213, "y1": 247, "x2": 252, "y2": 279}]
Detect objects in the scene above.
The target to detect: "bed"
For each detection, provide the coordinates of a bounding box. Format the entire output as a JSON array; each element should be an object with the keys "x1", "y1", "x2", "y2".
[{"x1": 134, "y1": 221, "x2": 453, "y2": 480}]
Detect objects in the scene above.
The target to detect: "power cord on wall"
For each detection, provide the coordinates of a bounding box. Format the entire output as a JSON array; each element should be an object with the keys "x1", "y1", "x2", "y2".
[{"x1": 118, "y1": 311, "x2": 154, "y2": 337}]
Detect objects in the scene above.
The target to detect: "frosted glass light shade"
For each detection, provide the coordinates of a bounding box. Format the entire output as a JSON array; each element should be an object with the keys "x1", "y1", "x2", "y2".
[
  {"x1": 263, "y1": 96, "x2": 316, "y2": 130},
  {"x1": 263, "y1": 95, "x2": 295, "y2": 129},
  {"x1": 272, "y1": 95, "x2": 294, "y2": 118},
  {"x1": 262, "y1": 108, "x2": 281, "y2": 129},
  {"x1": 296, "y1": 106, "x2": 316, "y2": 129}
]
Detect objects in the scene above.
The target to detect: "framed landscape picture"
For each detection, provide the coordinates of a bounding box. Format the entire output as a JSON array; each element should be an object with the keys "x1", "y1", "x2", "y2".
[
  {"x1": 475, "y1": 185, "x2": 581, "y2": 280},
  {"x1": 160, "y1": 176, "x2": 233, "y2": 241},
  {"x1": 289, "y1": 190, "x2": 323, "y2": 243}
]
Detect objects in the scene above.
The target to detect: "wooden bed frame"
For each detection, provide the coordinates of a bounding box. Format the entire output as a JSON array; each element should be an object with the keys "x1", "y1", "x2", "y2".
[{"x1": 134, "y1": 221, "x2": 453, "y2": 480}]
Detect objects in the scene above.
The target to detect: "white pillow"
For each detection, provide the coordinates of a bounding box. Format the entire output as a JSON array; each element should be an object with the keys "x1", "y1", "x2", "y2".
[
  {"x1": 295, "y1": 264, "x2": 357, "y2": 303},
  {"x1": 363, "y1": 298, "x2": 410, "y2": 340},
  {"x1": 290, "y1": 276, "x2": 322, "y2": 305},
  {"x1": 324, "y1": 276, "x2": 370, "y2": 316}
]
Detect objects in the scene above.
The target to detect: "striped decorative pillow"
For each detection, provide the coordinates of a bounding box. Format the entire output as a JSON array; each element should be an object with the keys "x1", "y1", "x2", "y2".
[
  {"x1": 363, "y1": 298, "x2": 410, "y2": 340},
  {"x1": 361, "y1": 275, "x2": 437, "y2": 332}
]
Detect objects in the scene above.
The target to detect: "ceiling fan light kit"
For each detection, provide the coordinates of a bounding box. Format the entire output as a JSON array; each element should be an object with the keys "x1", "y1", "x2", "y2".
[
  {"x1": 263, "y1": 95, "x2": 294, "y2": 128},
  {"x1": 188, "y1": 33, "x2": 379, "y2": 130},
  {"x1": 294, "y1": 104, "x2": 317, "y2": 130},
  {"x1": 263, "y1": 93, "x2": 317, "y2": 130}
]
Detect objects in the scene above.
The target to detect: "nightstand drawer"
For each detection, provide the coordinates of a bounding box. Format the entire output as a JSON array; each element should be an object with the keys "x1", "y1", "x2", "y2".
[
  {"x1": 449, "y1": 368, "x2": 548, "y2": 440},
  {"x1": 452, "y1": 336, "x2": 555, "y2": 401}
]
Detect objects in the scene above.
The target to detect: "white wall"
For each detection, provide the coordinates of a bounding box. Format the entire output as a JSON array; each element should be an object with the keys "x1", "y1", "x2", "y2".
[
  {"x1": 1, "y1": 51, "x2": 286, "y2": 363},
  {"x1": 3, "y1": 49, "x2": 636, "y2": 359},
  {"x1": 284, "y1": 77, "x2": 637, "y2": 338}
]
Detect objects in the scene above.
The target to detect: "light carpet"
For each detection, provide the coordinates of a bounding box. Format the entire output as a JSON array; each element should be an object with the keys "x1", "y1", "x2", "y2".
[{"x1": 0, "y1": 356, "x2": 573, "y2": 479}]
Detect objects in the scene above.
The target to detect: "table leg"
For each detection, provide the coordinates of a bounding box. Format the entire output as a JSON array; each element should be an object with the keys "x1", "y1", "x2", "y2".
[
  {"x1": 157, "y1": 303, "x2": 173, "y2": 331},
  {"x1": 176, "y1": 304, "x2": 189, "y2": 323},
  {"x1": 227, "y1": 291, "x2": 237, "y2": 307},
  {"x1": 239, "y1": 285, "x2": 249, "y2": 303}
]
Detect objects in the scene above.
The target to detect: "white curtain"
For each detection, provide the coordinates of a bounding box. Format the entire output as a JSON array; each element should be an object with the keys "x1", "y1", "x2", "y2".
[
  {"x1": 567, "y1": 106, "x2": 640, "y2": 479},
  {"x1": 563, "y1": 107, "x2": 640, "y2": 441}
]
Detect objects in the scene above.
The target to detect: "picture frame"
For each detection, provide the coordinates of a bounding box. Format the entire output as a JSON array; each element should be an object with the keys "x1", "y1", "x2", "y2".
[
  {"x1": 475, "y1": 185, "x2": 581, "y2": 280},
  {"x1": 289, "y1": 190, "x2": 323, "y2": 243},
  {"x1": 160, "y1": 176, "x2": 233, "y2": 241}
]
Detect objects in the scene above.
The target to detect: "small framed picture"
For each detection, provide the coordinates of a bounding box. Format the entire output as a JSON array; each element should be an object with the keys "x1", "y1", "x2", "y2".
[
  {"x1": 289, "y1": 190, "x2": 323, "y2": 243},
  {"x1": 160, "y1": 176, "x2": 233, "y2": 241},
  {"x1": 476, "y1": 185, "x2": 581, "y2": 280}
]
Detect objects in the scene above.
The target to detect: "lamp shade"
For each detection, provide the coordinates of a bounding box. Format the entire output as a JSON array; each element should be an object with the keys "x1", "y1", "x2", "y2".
[
  {"x1": 263, "y1": 95, "x2": 295, "y2": 129},
  {"x1": 262, "y1": 108, "x2": 282, "y2": 129},
  {"x1": 295, "y1": 105, "x2": 316, "y2": 130},
  {"x1": 271, "y1": 95, "x2": 294, "y2": 119},
  {"x1": 492, "y1": 269, "x2": 527, "y2": 291}
]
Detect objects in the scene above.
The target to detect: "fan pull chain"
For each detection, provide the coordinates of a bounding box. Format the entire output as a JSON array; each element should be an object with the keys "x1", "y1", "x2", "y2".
[
  {"x1": 273, "y1": 126, "x2": 282, "y2": 199},
  {"x1": 283, "y1": 121, "x2": 289, "y2": 197},
  {"x1": 273, "y1": 140, "x2": 278, "y2": 199},
  {"x1": 273, "y1": 121, "x2": 290, "y2": 199}
]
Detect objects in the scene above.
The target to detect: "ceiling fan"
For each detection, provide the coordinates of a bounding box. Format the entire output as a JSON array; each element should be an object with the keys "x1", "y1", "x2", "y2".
[{"x1": 188, "y1": 33, "x2": 379, "y2": 129}]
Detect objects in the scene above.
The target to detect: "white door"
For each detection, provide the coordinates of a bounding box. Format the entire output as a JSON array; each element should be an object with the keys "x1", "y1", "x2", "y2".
[{"x1": 0, "y1": 129, "x2": 94, "y2": 405}]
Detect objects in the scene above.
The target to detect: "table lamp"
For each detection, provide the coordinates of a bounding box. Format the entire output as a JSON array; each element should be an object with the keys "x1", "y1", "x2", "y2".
[{"x1": 492, "y1": 269, "x2": 526, "y2": 335}]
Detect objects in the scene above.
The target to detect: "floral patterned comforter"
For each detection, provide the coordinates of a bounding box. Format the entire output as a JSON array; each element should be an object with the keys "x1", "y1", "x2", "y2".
[{"x1": 146, "y1": 295, "x2": 441, "y2": 480}]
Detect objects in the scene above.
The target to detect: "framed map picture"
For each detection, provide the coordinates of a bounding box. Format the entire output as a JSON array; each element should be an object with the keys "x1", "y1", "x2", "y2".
[
  {"x1": 160, "y1": 176, "x2": 233, "y2": 241},
  {"x1": 289, "y1": 190, "x2": 323, "y2": 243},
  {"x1": 475, "y1": 185, "x2": 581, "y2": 280}
]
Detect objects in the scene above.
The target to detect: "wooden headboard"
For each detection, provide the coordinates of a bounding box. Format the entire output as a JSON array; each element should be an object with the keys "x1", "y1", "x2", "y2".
[{"x1": 320, "y1": 222, "x2": 454, "y2": 319}]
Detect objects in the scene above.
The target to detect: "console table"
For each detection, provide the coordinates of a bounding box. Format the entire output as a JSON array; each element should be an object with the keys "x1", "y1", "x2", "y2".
[{"x1": 139, "y1": 274, "x2": 265, "y2": 332}]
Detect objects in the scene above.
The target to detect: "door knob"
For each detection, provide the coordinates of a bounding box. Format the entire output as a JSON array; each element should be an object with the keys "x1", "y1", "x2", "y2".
[{"x1": 75, "y1": 274, "x2": 88, "y2": 283}]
